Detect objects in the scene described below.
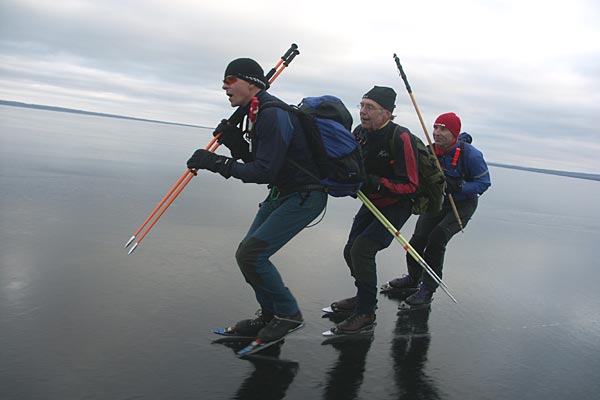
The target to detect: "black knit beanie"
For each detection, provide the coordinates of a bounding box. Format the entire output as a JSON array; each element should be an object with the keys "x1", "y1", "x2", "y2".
[
  {"x1": 362, "y1": 86, "x2": 396, "y2": 112},
  {"x1": 224, "y1": 58, "x2": 268, "y2": 89}
]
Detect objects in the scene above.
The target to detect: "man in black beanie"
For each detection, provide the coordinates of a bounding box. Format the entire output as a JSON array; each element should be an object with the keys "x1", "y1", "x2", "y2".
[
  {"x1": 187, "y1": 58, "x2": 326, "y2": 350},
  {"x1": 325, "y1": 86, "x2": 419, "y2": 335},
  {"x1": 223, "y1": 57, "x2": 269, "y2": 91}
]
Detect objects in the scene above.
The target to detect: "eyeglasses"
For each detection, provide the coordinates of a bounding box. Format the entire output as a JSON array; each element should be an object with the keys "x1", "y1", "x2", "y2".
[
  {"x1": 223, "y1": 75, "x2": 239, "y2": 85},
  {"x1": 357, "y1": 103, "x2": 384, "y2": 112}
]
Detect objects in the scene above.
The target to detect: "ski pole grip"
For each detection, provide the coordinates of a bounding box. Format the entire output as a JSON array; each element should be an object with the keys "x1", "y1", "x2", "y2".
[
  {"x1": 266, "y1": 43, "x2": 299, "y2": 80},
  {"x1": 393, "y1": 54, "x2": 412, "y2": 93},
  {"x1": 283, "y1": 43, "x2": 299, "y2": 60},
  {"x1": 284, "y1": 49, "x2": 300, "y2": 66}
]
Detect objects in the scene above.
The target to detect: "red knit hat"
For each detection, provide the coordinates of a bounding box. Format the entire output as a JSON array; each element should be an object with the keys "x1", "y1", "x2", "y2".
[{"x1": 434, "y1": 112, "x2": 461, "y2": 138}]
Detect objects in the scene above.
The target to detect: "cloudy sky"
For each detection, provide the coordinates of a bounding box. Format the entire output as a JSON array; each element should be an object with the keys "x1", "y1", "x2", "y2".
[{"x1": 1, "y1": 0, "x2": 599, "y2": 173}]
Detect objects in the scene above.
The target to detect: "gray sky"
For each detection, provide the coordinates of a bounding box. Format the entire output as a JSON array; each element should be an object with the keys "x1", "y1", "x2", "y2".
[{"x1": 1, "y1": 0, "x2": 599, "y2": 173}]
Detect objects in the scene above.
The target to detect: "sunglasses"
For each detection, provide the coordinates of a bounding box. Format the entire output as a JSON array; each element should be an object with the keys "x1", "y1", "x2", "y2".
[
  {"x1": 223, "y1": 75, "x2": 239, "y2": 85},
  {"x1": 357, "y1": 103, "x2": 384, "y2": 112}
]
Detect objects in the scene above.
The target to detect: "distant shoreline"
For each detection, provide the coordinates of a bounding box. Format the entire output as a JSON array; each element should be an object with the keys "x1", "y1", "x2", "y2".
[
  {"x1": 487, "y1": 163, "x2": 599, "y2": 182},
  {"x1": 0, "y1": 99, "x2": 212, "y2": 130},
  {"x1": 2, "y1": 99, "x2": 598, "y2": 182}
]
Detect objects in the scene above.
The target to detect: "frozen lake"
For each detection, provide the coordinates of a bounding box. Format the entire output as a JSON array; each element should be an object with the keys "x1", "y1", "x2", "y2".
[{"x1": 1, "y1": 105, "x2": 599, "y2": 399}]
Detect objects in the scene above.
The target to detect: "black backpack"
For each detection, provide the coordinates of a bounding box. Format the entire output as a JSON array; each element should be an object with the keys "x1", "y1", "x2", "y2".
[
  {"x1": 391, "y1": 127, "x2": 446, "y2": 214},
  {"x1": 261, "y1": 95, "x2": 366, "y2": 197},
  {"x1": 410, "y1": 131, "x2": 476, "y2": 213}
]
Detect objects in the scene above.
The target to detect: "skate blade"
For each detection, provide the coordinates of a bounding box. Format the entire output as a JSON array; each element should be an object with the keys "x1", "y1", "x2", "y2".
[
  {"x1": 212, "y1": 326, "x2": 257, "y2": 341},
  {"x1": 237, "y1": 338, "x2": 282, "y2": 357},
  {"x1": 380, "y1": 283, "x2": 418, "y2": 294},
  {"x1": 212, "y1": 335, "x2": 255, "y2": 344},
  {"x1": 212, "y1": 327, "x2": 238, "y2": 336},
  {"x1": 322, "y1": 330, "x2": 375, "y2": 345},
  {"x1": 236, "y1": 324, "x2": 304, "y2": 357},
  {"x1": 397, "y1": 301, "x2": 431, "y2": 313},
  {"x1": 321, "y1": 306, "x2": 354, "y2": 315},
  {"x1": 322, "y1": 323, "x2": 377, "y2": 337}
]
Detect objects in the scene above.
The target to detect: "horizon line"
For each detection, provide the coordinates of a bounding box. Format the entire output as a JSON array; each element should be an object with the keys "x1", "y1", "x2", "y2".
[
  {"x1": 0, "y1": 99, "x2": 212, "y2": 130},
  {"x1": 1, "y1": 99, "x2": 598, "y2": 182}
]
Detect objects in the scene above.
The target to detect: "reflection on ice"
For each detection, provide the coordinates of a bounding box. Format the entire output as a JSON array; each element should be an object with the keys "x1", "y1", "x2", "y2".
[{"x1": 1, "y1": 106, "x2": 599, "y2": 399}]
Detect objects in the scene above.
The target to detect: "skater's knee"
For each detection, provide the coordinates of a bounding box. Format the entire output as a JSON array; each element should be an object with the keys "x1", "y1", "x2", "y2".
[
  {"x1": 350, "y1": 236, "x2": 380, "y2": 259},
  {"x1": 343, "y1": 243, "x2": 355, "y2": 276},
  {"x1": 409, "y1": 233, "x2": 427, "y2": 249},
  {"x1": 428, "y1": 227, "x2": 450, "y2": 251},
  {"x1": 235, "y1": 237, "x2": 268, "y2": 286},
  {"x1": 350, "y1": 237, "x2": 381, "y2": 282}
]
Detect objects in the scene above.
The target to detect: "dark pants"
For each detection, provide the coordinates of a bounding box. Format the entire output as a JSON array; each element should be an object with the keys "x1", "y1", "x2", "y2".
[
  {"x1": 344, "y1": 202, "x2": 413, "y2": 314},
  {"x1": 406, "y1": 198, "x2": 478, "y2": 291},
  {"x1": 235, "y1": 189, "x2": 327, "y2": 316}
]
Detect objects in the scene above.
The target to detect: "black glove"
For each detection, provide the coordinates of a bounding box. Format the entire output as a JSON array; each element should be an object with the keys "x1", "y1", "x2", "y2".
[
  {"x1": 445, "y1": 176, "x2": 464, "y2": 194},
  {"x1": 361, "y1": 174, "x2": 382, "y2": 194},
  {"x1": 187, "y1": 149, "x2": 234, "y2": 179},
  {"x1": 213, "y1": 120, "x2": 251, "y2": 161}
]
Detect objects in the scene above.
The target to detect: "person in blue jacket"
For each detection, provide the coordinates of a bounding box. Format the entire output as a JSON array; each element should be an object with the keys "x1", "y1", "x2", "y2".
[
  {"x1": 383, "y1": 112, "x2": 491, "y2": 308},
  {"x1": 186, "y1": 58, "x2": 327, "y2": 342}
]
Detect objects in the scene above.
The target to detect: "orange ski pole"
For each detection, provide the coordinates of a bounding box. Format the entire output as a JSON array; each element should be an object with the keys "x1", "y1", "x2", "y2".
[
  {"x1": 124, "y1": 168, "x2": 191, "y2": 249},
  {"x1": 127, "y1": 169, "x2": 197, "y2": 254},
  {"x1": 124, "y1": 133, "x2": 219, "y2": 250}
]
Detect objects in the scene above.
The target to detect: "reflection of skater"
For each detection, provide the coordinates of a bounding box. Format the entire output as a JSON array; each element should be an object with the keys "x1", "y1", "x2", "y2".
[
  {"x1": 224, "y1": 341, "x2": 300, "y2": 400},
  {"x1": 322, "y1": 334, "x2": 374, "y2": 400},
  {"x1": 391, "y1": 307, "x2": 440, "y2": 399}
]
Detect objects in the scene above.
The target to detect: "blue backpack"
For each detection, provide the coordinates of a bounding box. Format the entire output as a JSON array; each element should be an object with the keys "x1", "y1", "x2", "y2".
[{"x1": 262, "y1": 95, "x2": 366, "y2": 197}]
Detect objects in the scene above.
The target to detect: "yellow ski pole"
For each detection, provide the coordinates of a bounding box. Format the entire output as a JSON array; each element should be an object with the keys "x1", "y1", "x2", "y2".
[{"x1": 357, "y1": 191, "x2": 458, "y2": 303}]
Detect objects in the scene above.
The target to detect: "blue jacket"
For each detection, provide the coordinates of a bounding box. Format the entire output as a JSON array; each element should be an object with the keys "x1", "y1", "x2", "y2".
[
  {"x1": 438, "y1": 141, "x2": 491, "y2": 203},
  {"x1": 230, "y1": 91, "x2": 320, "y2": 189}
]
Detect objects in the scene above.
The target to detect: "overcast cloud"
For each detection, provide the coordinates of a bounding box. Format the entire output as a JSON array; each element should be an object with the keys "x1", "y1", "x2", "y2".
[{"x1": 1, "y1": 0, "x2": 599, "y2": 173}]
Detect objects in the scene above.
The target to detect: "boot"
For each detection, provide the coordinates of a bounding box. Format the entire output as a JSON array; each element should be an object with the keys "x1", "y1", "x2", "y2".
[
  {"x1": 404, "y1": 283, "x2": 434, "y2": 307},
  {"x1": 381, "y1": 274, "x2": 418, "y2": 292},
  {"x1": 257, "y1": 311, "x2": 304, "y2": 343},
  {"x1": 231, "y1": 309, "x2": 274, "y2": 336},
  {"x1": 333, "y1": 313, "x2": 376, "y2": 334},
  {"x1": 330, "y1": 296, "x2": 358, "y2": 313}
]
